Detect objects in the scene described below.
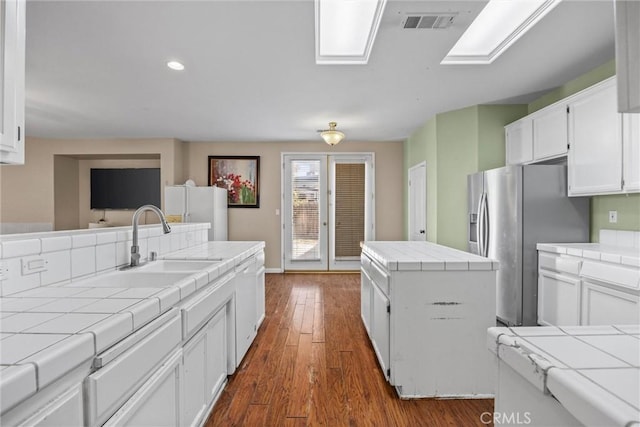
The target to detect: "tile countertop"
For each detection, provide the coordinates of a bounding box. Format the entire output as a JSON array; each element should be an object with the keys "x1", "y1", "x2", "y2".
[
  {"x1": 362, "y1": 241, "x2": 499, "y2": 272},
  {"x1": 488, "y1": 325, "x2": 640, "y2": 427},
  {"x1": 537, "y1": 243, "x2": 640, "y2": 268},
  {"x1": 0, "y1": 240, "x2": 265, "y2": 413}
]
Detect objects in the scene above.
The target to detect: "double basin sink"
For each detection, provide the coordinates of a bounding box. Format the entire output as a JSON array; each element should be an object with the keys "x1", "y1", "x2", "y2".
[{"x1": 71, "y1": 260, "x2": 222, "y2": 289}]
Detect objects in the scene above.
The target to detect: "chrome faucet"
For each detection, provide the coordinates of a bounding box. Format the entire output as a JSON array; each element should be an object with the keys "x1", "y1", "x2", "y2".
[{"x1": 130, "y1": 205, "x2": 171, "y2": 267}]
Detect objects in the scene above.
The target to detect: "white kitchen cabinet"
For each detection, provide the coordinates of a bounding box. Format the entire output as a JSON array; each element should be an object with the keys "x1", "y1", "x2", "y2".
[
  {"x1": 0, "y1": 0, "x2": 25, "y2": 165},
  {"x1": 568, "y1": 78, "x2": 623, "y2": 196},
  {"x1": 532, "y1": 102, "x2": 568, "y2": 161},
  {"x1": 581, "y1": 280, "x2": 640, "y2": 325},
  {"x1": 538, "y1": 270, "x2": 581, "y2": 326},
  {"x1": 182, "y1": 308, "x2": 227, "y2": 427},
  {"x1": 622, "y1": 113, "x2": 640, "y2": 191},
  {"x1": 505, "y1": 118, "x2": 533, "y2": 165},
  {"x1": 104, "y1": 350, "x2": 182, "y2": 427},
  {"x1": 17, "y1": 385, "x2": 83, "y2": 427},
  {"x1": 255, "y1": 265, "x2": 266, "y2": 328},
  {"x1": 370, "y1": 279, "x2": 390, "y2": 380},
  {"x1": 235, "y1": 256, "x2": 258, "y2": 367},
  {"x1": 360, "y1": 266, "x2": 372, "y2": 335}
]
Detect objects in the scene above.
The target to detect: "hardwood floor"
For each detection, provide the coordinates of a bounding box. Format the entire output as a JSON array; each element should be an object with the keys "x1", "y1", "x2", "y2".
[{"x1": 205, "y1": 273, "x2": 494, "y2": 426}]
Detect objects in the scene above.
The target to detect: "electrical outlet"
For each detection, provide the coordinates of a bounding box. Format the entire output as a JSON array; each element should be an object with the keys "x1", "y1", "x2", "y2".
[{"x1": 608, "y1": 210, "x2": 618, "y2": 223}]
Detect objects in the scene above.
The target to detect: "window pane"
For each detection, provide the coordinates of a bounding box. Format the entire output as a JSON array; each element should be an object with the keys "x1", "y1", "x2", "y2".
[{"x1": 291, "y1": 160, "x2": 320, "y2": 260}]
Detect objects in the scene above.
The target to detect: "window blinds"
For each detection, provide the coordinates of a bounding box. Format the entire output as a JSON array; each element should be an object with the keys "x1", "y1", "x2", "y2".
[{"x1": 334, "y1": 163, "x2": 365, "y2": 258}]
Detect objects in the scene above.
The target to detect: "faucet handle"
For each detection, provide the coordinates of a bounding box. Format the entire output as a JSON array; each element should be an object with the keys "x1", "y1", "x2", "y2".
[{"x1": 150, "y1": 251, "x2": 158, "y2": 261}]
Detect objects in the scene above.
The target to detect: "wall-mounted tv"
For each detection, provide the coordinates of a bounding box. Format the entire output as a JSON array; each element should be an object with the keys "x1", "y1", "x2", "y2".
[{"x1": 90, "y1": 168, "x2": 161, "y2": 210}]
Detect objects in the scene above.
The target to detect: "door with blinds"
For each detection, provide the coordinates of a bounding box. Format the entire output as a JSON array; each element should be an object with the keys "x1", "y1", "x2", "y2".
[{"x1": 283, "y1": 153, "x2": 374, "y2": 271}]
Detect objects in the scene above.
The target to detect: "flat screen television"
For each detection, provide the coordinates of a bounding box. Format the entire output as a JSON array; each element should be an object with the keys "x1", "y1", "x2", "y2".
[{"x1": 90, "y1": 168, "x2": 161, "y2": 210}]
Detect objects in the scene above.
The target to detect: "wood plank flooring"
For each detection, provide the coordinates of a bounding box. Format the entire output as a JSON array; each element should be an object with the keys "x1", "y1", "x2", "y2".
[{"x1": 205, "y1": 273, "x2": 494, "y2": 426}]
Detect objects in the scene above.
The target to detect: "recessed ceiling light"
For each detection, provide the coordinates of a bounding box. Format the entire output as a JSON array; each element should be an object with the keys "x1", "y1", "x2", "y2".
[
  {"x1": 167, "y1": 61, "x2": 185, "y2": 71},
  {"x1": 315, "y1": 0, "x2": 387, "y2": 64},
  {"x1": 441, "y1": 0, "x2": 561, "y2": 65}
]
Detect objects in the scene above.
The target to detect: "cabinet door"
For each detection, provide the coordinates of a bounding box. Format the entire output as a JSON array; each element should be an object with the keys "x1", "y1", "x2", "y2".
[
  {"x1": 235, "y1": 259, "x2": 257, "y2": 366},
  {"x1": 104, "y1": 350, "x2": 182, "y2": 427},
  {"x1": 505, "y1": 119, "x2": 533, "y2": 165},
  {"x1": 182, "y1": 331, "x2": 208, "y2": 427},
  {"x1": 371, "y1": 281, "x2": 390, "y2": 380},
  {"x1": 0, "y1": 0, "x2": 25, "y2": 165},
  {"x1": 18, "y1": 385, "x2": 83, "y2": 427},
  {"x1": 581, "y1": 280, "x2": 640, "y2": 325},
  {"x1": 538, "y1": 270, "x2": 580, "y2": 326},
  {"x1": 532, "y1": 103, "x2": 568, "y2": 160},
  {"x1": 568, "y1": 79, "x2": 623, "y2": 196},
  {"x1": 622, "y1": 113, "x2": 640, "y2": 191},
  {"x1": 205, "y1": 308, "x2": 227, "y2": 404},
  {"x1": 360, "y1": 267, "x2": 372, "y2": 335},
  {"x1": 255, "y1": 266, "x2": 266, "y2": 328}
]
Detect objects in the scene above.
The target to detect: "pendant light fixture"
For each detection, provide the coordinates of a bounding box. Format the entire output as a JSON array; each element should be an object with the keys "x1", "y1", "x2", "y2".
[{"x1": 320, "y1": 122, "x2": 345, "y2": 146}]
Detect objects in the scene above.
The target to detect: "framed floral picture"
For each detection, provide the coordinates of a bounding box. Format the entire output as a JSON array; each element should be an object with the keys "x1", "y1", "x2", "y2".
[{"x1": 208, "y1": 156, "x2": 260, "y2": 208}]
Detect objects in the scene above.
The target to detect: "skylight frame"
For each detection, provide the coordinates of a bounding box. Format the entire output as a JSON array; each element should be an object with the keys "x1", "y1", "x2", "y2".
[
  {"x1": 315, "y1": 0, "x2": 388, "y2": 65},
  {"x1": 441, "y1": 0, "x2": 562, "y2": 65}
]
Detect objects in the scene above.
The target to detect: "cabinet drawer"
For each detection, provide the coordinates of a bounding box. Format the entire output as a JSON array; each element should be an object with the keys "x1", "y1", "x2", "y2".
[
  {"x1": 85, "y1": 312, "x2": 182, "y2": 427},
  {"x1": 181, "y1": 273, "x2": 234, "y2": 339},
  {"x1": 581, "y1": 261, "x2": 640, "y2": 290},
  {"x1": 538, "y1": 252, "x2": 581, "y2": 275},
  {"x1": 255, "y1": 251, "x2": 265, "y2": 267},
  {"x1": 581, "y1": 280, "x2": 640, "y2": 325},
  {"x1": 370, "y1": 260, "x2": 390, "y2": 296}
]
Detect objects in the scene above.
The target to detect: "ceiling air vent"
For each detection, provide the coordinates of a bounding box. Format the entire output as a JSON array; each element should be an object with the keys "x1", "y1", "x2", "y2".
[{"x1": 403, "y1": 14, "x2": 456, "y2": 29}]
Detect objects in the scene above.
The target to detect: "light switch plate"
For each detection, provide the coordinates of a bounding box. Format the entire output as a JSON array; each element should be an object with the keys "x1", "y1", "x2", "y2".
[{"x1": 608, "y1": 210, "x2": 618, "y2": 223}]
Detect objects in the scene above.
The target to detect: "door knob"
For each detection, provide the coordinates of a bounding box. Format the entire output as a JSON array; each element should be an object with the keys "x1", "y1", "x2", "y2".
[{"x1": 323, "y1": 222, "x2": 327, "y2": 226}]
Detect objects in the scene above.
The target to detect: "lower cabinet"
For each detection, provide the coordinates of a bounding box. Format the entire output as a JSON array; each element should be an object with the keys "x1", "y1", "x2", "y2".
[
  {"x1": 17, "y1": 385, "x2": 83, "y2": 427},
  {"x1": 538, "y1": 270, "x2": 581, "y2": 326},
  {"x1": 104, "y1": 349, "x2": 182, "y2": 427},
  {"x1": 256, "y1": 266, "x2": 266, "y2": 328},
  {"x1": 370, "y1": 280, "x2": 390, "y2": 379},
  {"x1": 182, "y1": 308, "x2": 227, "y2": 427},
  {"x1": 581, "y1": 280, "x2": 640, "y2": 325},
  {"x1": 235, "y1": 257, "x2": 258, "y2": 367},
  {"x1": 360, "y1": 267, "x2": 372, "y2": 334}
]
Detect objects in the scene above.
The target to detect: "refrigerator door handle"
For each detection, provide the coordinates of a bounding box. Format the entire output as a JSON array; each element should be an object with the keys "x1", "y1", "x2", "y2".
[
  {"x1": 482, "y1": 193, "x2": 489, "y2": 257},
  {"x1": 477, "y1": 193, "x2": 485, "y2": 256}
]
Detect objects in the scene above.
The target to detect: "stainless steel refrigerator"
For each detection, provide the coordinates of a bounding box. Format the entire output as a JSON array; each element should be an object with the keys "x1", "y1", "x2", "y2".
[{"x1": 467, "y1": 165, "x2": 589, "y2": 326}]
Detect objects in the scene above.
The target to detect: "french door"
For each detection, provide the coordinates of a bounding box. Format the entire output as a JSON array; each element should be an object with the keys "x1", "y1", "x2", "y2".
[{"x1": 282, "y1": 153, "x2": 374, "y2": 271}]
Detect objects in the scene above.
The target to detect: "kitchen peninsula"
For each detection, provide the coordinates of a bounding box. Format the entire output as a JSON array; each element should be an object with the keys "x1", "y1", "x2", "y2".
[
  {"x1": 360, "y1": 241, "x2": 498, "y2": 398},
  {"x1": 0, "y1": 223, "x2": 265, "y2": 426}
]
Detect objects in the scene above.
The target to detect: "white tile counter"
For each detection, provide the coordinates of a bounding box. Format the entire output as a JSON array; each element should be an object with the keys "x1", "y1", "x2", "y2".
[
  {"x1": 537, "y1": 242, "x2": 640, "y2": 267},
  {"x1": 488, "y1": 325, "x2": 640, "y2": 426},
  {"x1": 0, "y1": 229, "x2": 265, "y2": 418},
  {"x1": 362, "y1": 241, "x2": 499, "y2": 271}
]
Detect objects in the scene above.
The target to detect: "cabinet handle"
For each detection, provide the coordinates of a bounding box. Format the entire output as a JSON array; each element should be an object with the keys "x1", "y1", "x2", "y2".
[{"x1": 17, "y1": 126, "x2": 21, "y2": 141}]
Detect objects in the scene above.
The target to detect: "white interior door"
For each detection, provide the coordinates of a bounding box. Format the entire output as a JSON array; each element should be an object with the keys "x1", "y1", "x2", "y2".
[
  {"x1": 408, "y1": 162, "x2": 427, "y2": 241},
  {"x1": 283, "y1": 155, "x2": 328, "y2": 270},
  {"x1": 283, "y1": 153, "x2": 374, "y2": 271}
]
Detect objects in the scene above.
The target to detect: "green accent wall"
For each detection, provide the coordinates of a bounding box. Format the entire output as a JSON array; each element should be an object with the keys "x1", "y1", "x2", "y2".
[
  {"x1": 404, "y1": 58, "x2": 639, "y2": 247},
  {"x1": 404, "y1": 104, "x2": 528, "y2": 250},
  {"x1": 525, "y1": 58, "x2": 640, "y2": 240}
]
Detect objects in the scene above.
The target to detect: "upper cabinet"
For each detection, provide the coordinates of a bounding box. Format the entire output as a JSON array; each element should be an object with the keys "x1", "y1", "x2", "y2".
[
  {"x1": 532, "y1": 103, "x2": 569, "y2": 160},
  {"x1": 568, "y1": 78, "x2": 623, "y2": 196},
  {"x1": 505, "y1": 76, "x2": 639, "y2": 196},
  {"x1": 0, "y1": 0, "x2": 26, "y2": 165},
  {"x1": 615, "y1": 0, "x2": 640, "y2": 113},
  {"x1": 505, "y1": 118, "x2": 533, "y2": 165}
]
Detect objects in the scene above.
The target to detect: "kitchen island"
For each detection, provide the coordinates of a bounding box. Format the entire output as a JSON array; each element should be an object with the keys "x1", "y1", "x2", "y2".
[
  {"x1": 0, "y1": 224, "x2": 265, "y2": 426},
  {"x1": 488, "y1": 325, "x2": 640, "y2": 426},
  {"x1": 360, "y1": 241, "x2": 498, "y2": 398}
]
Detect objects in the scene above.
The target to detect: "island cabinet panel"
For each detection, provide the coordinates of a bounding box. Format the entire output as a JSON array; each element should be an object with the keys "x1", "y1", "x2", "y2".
[{"x1": 361, "y1": 241, "x2": 498, "y2": 399}]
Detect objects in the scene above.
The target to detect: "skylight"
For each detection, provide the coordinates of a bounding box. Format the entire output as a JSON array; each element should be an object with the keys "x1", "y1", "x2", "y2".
[
  {"x1": 315, "y1": 0, "x2": 387, "y2": 64},
  {"x1": 441, "y1": 0, "x2": 561, "y2": 65}
]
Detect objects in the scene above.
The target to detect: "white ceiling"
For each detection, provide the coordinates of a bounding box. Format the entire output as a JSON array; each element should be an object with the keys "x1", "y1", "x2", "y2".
[{"x1": 25, "y1": 0, "x2": 616, "y2": 143}]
